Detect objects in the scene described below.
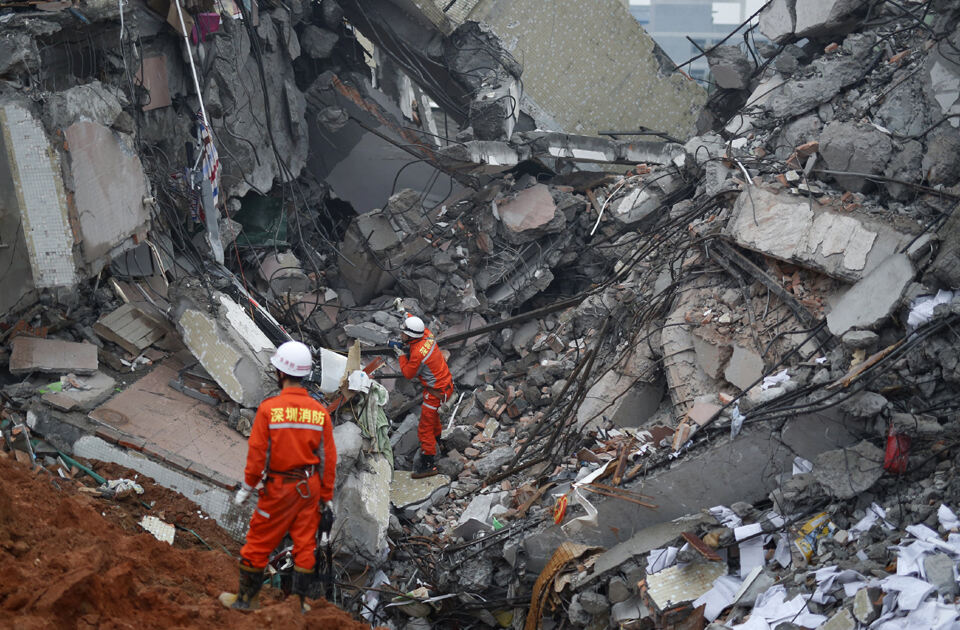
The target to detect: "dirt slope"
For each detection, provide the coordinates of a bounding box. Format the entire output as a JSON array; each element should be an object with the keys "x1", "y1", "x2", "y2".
[{"x1": 0, "y1": 453, "x2": 371, "y2": 630}]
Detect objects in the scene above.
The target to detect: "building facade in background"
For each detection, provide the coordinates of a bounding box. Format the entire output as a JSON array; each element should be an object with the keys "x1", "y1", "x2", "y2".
[{"x1": 630, "y1": 0, "x2": 762, "y2": 82}]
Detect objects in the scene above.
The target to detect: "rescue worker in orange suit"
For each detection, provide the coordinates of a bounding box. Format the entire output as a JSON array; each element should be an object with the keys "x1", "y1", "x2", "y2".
[
  {"x1": 389, "y1": 315, "x2": 454, "y2": 478},
  {"x1": 219, "y1": 340, "x2": 337, "y2": 612}
]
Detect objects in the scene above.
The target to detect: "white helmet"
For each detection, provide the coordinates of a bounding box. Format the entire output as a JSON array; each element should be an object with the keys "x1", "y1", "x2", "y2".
[
  {"x1": 401, "y1": 315, "x2": 425, "y2": 339},
  {"x1": 271, "y1": 341, "x2": 313, "y2": 377}
]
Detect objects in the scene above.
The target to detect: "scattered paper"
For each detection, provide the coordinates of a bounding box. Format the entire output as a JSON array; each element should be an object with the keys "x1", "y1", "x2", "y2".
[
  {"x1": 761, "y1": 369, "x2": 790, "y2": 390},
  {"x1": 693, "y1": 574, "x2": 743, "y2": 621},
  {"x1": 710, "y1": 505, "x2": 743, "y2": 528},
  {"x1": 907, "y1": 290, "x2": 954, "y2": 328},
  {"x1": 880, "y1": 575, "x2": 936, "y2": 611}
]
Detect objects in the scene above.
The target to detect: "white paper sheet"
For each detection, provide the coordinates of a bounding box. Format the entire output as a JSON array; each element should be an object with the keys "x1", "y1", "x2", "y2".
[
  {"x1": 693, "y1": 574, "x2": 743, "y2": 621},
  {"x1": 939, "y1": 504, "x2": 960, "y2": 531},
  {"x1": 880, "y1": 575, "x2": 936, "y2": 611}
]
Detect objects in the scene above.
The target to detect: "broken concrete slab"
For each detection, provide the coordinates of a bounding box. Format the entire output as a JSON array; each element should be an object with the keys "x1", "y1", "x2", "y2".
[
  {"x1": 0, "y1": 100, "x2": 77, "y2": 304},
  {"x1": 63, "y1": 121, "x2": 149, "y2": 269},
  {"x1": 758, "y1": 0, "x2": 797, "y2": 43},
  {"x1": 41, "y1": 372, "x2": 116, "y2": 412},
  {"x1": 826, "y1": 253, "x2": 914, "y2": 336},
  {"x1": 812, "y1": 440, "x2": 884, "y2": 499},
  {"x1": 724, "y1": 344, "x2": 765, "y2": 391},
  {"x1": 10, "y1": 337, "x2": 98, "y2": 375},
  {"x1": 555, "y1": 410, "x2": 865, "y2": 549},
  {"x1": 172, "y1": 286, "x2": 276, "y2": 408},
  {"x1": 795, "y1": 0, "x2": 867, "y2": 38},
  {"x1": 725, "y1": 187, "x2": 914, "y2": 282},
  {"x1": 89, "y1": 360, "x2": 247, "y2": 480},
  {"x1": 334, "y1": 454, "x2": 392, "y2": 565}
]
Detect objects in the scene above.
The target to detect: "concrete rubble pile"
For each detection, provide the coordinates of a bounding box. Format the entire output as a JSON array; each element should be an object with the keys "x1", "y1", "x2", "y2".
[{"x1": 3, "y1": 0, "x2": 960, "y2": 628}]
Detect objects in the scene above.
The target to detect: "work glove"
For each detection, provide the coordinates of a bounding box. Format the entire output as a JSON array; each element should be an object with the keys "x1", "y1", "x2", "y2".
[
  {"x1": 388, "y1": 340, "x2": 405, "y2": 358},
  {"x1": 393, "y1": 297, "x2": 404, "y2": 312},
  {"x1": 234, "y1": 486, "x2": 251, "y2": 505},
  {"x1": 319, "y1": 503, "x2": 335, "y2": 534}
]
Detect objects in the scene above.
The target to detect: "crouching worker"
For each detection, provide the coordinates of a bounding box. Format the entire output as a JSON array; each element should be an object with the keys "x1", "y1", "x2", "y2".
[
  {"x1": 219, "y1": 340, "x2": 337, "y2": 612},
  {"x1": 389, "y1": 315, "x2": 454, "y2": 478}
]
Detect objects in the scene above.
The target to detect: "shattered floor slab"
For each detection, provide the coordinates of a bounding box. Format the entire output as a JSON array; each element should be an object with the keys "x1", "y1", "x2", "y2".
[
  {"x1": 89, "y1": 360, "x2": 246, "y2": 482},
  {"x1": 724, "y1": 186, "x2": 915, "y2": 282}
]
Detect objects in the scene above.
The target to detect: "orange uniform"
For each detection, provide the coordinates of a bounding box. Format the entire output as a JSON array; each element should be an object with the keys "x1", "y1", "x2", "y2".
[
  {"x1": 239, "y1": 386, "x2": 337, "y2": 571},
  {"x1": 399, "y1": 327, "x2": 454, "y2": 456}
]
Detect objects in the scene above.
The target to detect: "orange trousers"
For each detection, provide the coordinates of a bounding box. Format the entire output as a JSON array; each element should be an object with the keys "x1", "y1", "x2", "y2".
[
  {"x1": 418, "y1": 389, "x2": 451, "y2": 456},
  {"x1": 240, "y1": 473, "x2": 321, "y2": 570}
]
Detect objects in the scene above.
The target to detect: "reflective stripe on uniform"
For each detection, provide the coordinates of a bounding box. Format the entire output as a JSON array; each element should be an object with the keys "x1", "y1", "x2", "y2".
[
  {"x1": 256, "y1": 507, "x2": 271, "y2": 518},
  {"x1": 422, "y1": 402, "x2": 439, "y2": 410},
  {"x1": 268, "y1": 423, "x2": 325, "y2": 431}
]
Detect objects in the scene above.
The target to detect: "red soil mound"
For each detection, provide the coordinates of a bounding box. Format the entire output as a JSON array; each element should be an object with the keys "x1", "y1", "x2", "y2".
[{"x1": 0, "y1": 453, "x2": 371, "y2": 630}]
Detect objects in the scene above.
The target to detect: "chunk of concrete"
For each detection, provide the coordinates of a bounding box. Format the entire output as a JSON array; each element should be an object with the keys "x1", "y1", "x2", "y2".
[
  {"x1": 173, "y1": 288, "x2": 276, "y2": 408},
  {"x1": 475, "y1": 446, "x2": 514, "y2": 477},
  {"x1": 724, "y1": 345, "x2": 765, "y2": 391},
  {"x1": 258, "y1": 251, "x2": 310, "y2": 295},
  {"x1": 390, "y1": 469, "x2": 451, "y2": 509},
  {"x1": 333, "y1": 455, "x2": 391, "y2": 565},
  {"x1": 890, "y1": 413, "x2": 942, "y2": 437},
  {"x1": 334, "y1": 421, "x2": 363, "y2": 472},
  {"x1": 853, "y1": 587, "x2": 881, "y2": 624},
  {"x1": 924, "y1": 553, "x2": 957, "y2": 597},
  {"x1": 818, "y1": 608, "x2": 856, "y2": 630},
  {"x1": 496, "y1": 184, "x2": 564, "y2": 243},
  {"x1": 812, "y1": 440, "x2": 884, "y2": 500},
  {"x1": 453, "y1": 491, "x2": 507, "y2": 539},
  {"x1": 795, "y1": 0, "x2": 867, "y2": 38},
  {"x1": 45, "y1": 81, "x2": 122, "y2": 129},
  {"x1": 608, "y1": 576, "x2": 631, "y2": 603},
  {"x1": 725, "y1": 187, "x2": 911, "y2": 282},
  {"x1": 826, "y1": 254, "x2": 914, "y2": 336},
  {"x1": 840, "y1": 330, "x2": 878, "y2": 350},
  {"x1": 819, "y1": 121, "x2": 892, "y2": 192},
  {"x1": 10, "y1": 338, "x2": 98, "y2": 375},
  {"x1": 839, "y1": 392, "x2": 888, "y2": 419},
  {"x1": 707, "y1": 46, "x2": 754, "y2": 90},
  {"x1": 693, "y1": 335, "x2": 732, "y2": 380},
  {"x1": 758, "y1": 0, "x2": 796, "y2": 43}
]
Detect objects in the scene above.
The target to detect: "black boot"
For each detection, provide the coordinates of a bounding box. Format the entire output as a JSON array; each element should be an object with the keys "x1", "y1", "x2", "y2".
[
  {"x1": 218, "y1": 565, "x2": 264, "y2": 610},
  {"x1": 291, "y1": 567, "x2": 314, "y2": 613},
  {"x1": 411, "y1": 453, "x2": 438, "y2": 479}
]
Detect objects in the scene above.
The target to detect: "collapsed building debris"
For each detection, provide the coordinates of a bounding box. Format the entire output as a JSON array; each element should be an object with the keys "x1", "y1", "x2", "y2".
[{"x1": 3, "y1": 0, "x2": 960, "y2": 627}]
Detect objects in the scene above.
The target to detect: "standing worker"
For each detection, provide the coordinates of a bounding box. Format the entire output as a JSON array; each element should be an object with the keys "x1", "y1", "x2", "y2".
[
  {"x1": 389, "y1": 315, "x2": 454, "y2": 478},
  {"x1": 219, "y1": 340, "x2": 337, "y2": 612}
]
